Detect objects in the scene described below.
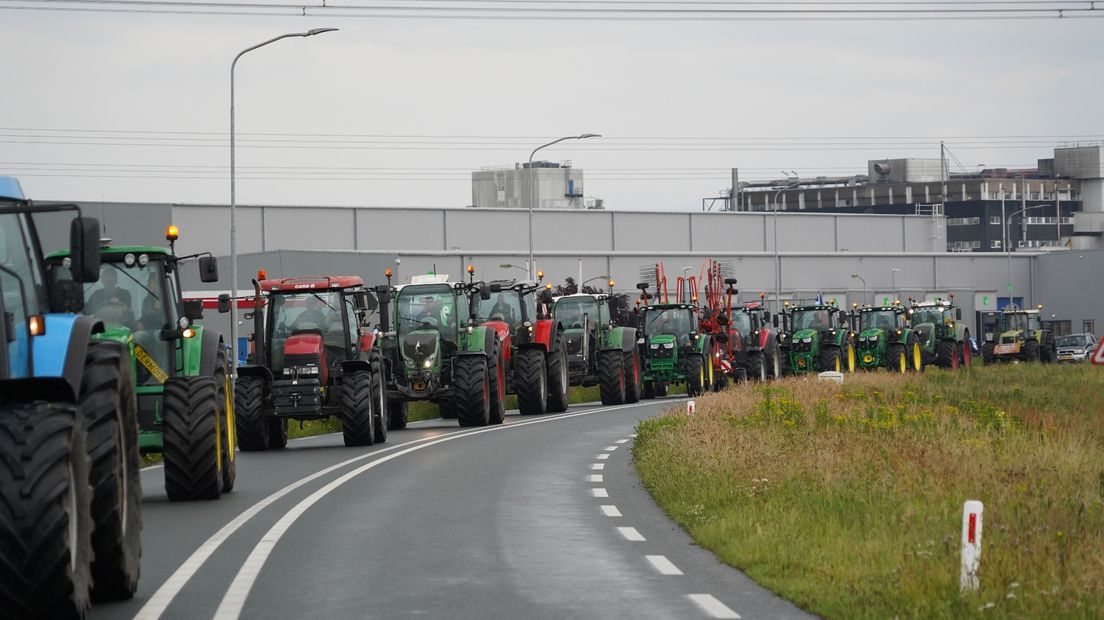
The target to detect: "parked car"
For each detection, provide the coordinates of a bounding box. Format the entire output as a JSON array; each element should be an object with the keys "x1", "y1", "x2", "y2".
[{"x1": 1056, "y1": 333, "x2": 1097, "y2": 362}]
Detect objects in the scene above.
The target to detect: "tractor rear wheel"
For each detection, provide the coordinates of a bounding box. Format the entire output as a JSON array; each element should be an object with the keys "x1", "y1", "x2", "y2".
[
  {"x1": 371, "y1": 364, "x2": 389, "y2": 444},
  {"x1": 438, "y1": 401, "x2": 458, "y2": 419},
  {"x1": 747, "y1": 350, "x2": 767, "y2": 381},
  {"x1": 1024, "y1": 340, "x2": 1040, "y2": 362},
  {"x1": 818, "y1": 347, "x2": 842, "y2": 373},
  {"x1": 936, "y1": 339, "x2": 959, "y2": 369},
  {"x1": 234, "y1": 376, "x2": 269, "y2": 451},
  {"x1": 488, "y1": 344, "x2": 506, "y2": 425},
  {"x1": 686, "y1": 354, "x2": 705, "y2": 397},
  {"x1": 515, "y1": 348, "x2": 548, "y2": 415},
  {"x1": 80, "y1": 341, "x2": 141, "y2": 601},
  {"x1": 388, "y1": 400, "x2": 409, "y2": 430},
  {"x1": 598, "y1": 349, "x2": 626, "y2": 405},
  {"x1": 0, "y1": 402, "x2": 93, "y2": 619},
  {"x1": 545, "y1": 335, "x2": 570, "y2": 413},
  {"x1": 163, "y1": 376, "x2": 222, "y2": 501},
  {"x1": 961, "y1": 334, "x2": 973, "y2": 368},
  {"x1": 213, "y1": 352, "x2": 236, "y2": 494},
  {"x1": 769, "y1": 344, "x2": 783, "y2": 378},
  {"x1": 454, "y1": 356, "x2": 490, "y2": 427},
  {"x1": 642, "y1": 381, "x2": 655, "y2": 400},
  {"x1": 655, "y1": 381, "x2": 669, "y2": 397},
  {"x1": 623, "y1": 349, "x2": 642, "y2": 403},
  {"x1": 911, "y1": 339, "x2": 925, "y2": 371},
  {"x1": 340, "y1": 371, "x2": 375, "y2": 447},
  {"x1": 1040, "y1": 334, "x2": 1057, "y2": 363},
  {"x1": 844, "y1": 342, "x2": 857, "y2": 372},
  {"x1": 887, "y1": 344, "x2": 907, "y2": 374}
]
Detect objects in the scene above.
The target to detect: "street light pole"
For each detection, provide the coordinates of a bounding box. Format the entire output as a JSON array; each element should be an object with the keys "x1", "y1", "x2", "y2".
[
  {"x1": 891, "y1": 267, "x2": 900, "y2": 301},
  {"x1": 230, "y1": 27, "x2": 337, "y2": 373},
  {"x1": 850, "y1": 273, "x2": 867, "y2": 306},
  {"x1": 1005, "y1": 202, "x2": 1048, "y2": 309},
  {"x1": 527, "y1": 133, "x2": 600, "y2": 280},
  {"x1": 772, "y1": 173, "x2": 800, "y2": 313}
]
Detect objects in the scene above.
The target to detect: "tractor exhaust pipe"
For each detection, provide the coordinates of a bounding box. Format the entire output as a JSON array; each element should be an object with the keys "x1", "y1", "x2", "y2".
[{"x1": 251, "y1": 278, "x2": 266, "y2": 367}]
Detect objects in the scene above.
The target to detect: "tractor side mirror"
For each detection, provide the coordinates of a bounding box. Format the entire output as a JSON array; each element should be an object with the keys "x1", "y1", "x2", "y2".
[
  {"x1": 636, "y1": 282, "x2": 649, "y2": 291},
  {"x1": 480, "y1": 287, "x2": 491, "y2": 301},
  {"x1": 198, "y1": 256, "x2": 219, "y2": 283},
  {"x1": 69, "y1": 216, "x2": 101, "y2": 283},
  {"x1": 217, "y1": 293, "x2": 231, "y2": 314},
  {"x1": 724, "y1": 277, "x2": 738, "y2": 286},
  {"x1": 763, "y1": 310, "x2": 771, "y2": 322},
  {"x1": 772, "y1": 314, "x2": 779, "y2": 328},
  {"x1": 183, "y1": 300, "x2": 204, "y2": 321},
  {"x1": 374, "y1": 286, "x2": 391, "y2": 305}
]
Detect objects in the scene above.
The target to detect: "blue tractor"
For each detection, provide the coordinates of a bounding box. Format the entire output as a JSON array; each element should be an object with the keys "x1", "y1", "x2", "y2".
[{"x1": 0, "y1": 177, "x2": 141, "y2": 617}]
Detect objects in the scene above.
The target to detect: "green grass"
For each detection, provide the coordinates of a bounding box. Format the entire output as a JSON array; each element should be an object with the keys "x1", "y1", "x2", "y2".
[{"x1": 633, "y1": 364, "x2": 1104, "y2": 619}]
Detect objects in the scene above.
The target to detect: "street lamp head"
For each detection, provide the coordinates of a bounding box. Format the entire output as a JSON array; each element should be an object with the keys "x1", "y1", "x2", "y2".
[
  {"x1": 306, "y1": 28, "x2": 339, "y2": 36},
  {"x1": 850, "y1": 274, "x2": 861, "y2": 279},
  {"x1": 578, "y1": 133, "x2": 601, "y2": 139}
]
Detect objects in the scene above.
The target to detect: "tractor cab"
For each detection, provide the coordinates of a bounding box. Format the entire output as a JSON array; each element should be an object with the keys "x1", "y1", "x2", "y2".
[
  {"x1": 1000, "y1": 309, "x2": 1042, "y2": 336},
  {"x1": 857, "y1": 305, "x2": 907, "y2": 333},
  {"x1": 554, "y1": 293, "x2": 611, "y2": 372},
  {"x1": 475, "y1": 279, "x2": 542, "y2": 338}
]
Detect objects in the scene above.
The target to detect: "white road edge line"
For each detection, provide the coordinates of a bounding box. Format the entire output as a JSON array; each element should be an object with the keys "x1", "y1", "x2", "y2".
[
  {"x1": 645, "y1": 555, "x2": 684, "y2": 576},
  {"x1": 617, "y1": 526, "x2": 646, "y2": 542},
  {"x1": 615, "y1": 438, "x2": 630, "y2": 444},
  {"x1": 596, "y1": 453, "x2": 610, "y2": 460},
  {"x1": 687, "y1": 594, "x2": 741, "y2": 619},
  {"x1": 589, "y1": 474, "x2": 604, "y2": 483},
  {"x1": 600, "y1": 505, "x2": 622, "y2": 517},
  {"x1": 210, "y1": 401, "x2": 650, "y2": 620},
  {"x1": 591, "y1": 488, "x2": 609, "y2": 498},
  {"x1": 591, "y1": 463, "x2": 606, "y2": 471}
]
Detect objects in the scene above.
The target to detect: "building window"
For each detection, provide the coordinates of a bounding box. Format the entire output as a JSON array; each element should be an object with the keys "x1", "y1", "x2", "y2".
[
  {"x1": 1085, "y1": 320, "x2": 1095, "y2": 335},
  {"x1": 947, "y1": 217, "x2": 980, "y2": 226},
  {"x1": 990, "y1": 216, "x2": 1001, "y2": 225},
  {"x1": 949, "y1": 240, "x2": 981, "y2": 251},
  {"x1": 991, "y1": 240, "x2": 1002, "y2": 249}
]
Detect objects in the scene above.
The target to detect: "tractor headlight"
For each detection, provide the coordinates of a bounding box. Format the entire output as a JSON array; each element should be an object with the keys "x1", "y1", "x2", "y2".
[
  {"x1": 650, "y1": 343, "x2": 660, "y2": 350},
  {"x1": 422, "y1": 353, "x2": 437, "y2": 369},
  {"x1": 283, "y1": 368, "x2": 293, "y2": 376},
  {"x1": 663, "y1": 342, "x2": 675, "y2": 349},
  {"x1": 802, "y1": 337, "x2": 813, "y2": 344},
  {"x1": 304, "y1": 366, "x2": 319, "y2": 375}
]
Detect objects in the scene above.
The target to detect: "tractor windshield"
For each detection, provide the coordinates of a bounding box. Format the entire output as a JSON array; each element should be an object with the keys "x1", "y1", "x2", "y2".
[
  {"x1": 554, "y1": 297, "x2": 599, "y2": 330},
  {"x1": 476, "y1": 291, "x2": 523, "y2": 325},
  {"x1": 1003, "y1": 313, "x2": 1039, "y2": 332},
  {"x1": 791, "y1": 308, "x2": 832, "y2": 331},
  {"x1": 910, "y1": 307, "x2": 945, "y2": 325},
  {"x1": 645, "y1": 307, "x2": 695, "y2": 339},
  {"x1": 860, "y1": 310, "x2": 899, "y2": 332},
  {"x1": 396, "y1": 285, "x2": 458, "y2": 340},
  {"x1": 731, "y1": 312, "x2": 752, "y2": 339},
  {"x1": 269, "y1": 291, "x2": 349, "y2": 365}
]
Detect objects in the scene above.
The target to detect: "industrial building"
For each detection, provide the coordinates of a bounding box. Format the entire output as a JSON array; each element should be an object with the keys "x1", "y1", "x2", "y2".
[{"x1": 471, "y1": 160, "x2": 594, "y2": 210}]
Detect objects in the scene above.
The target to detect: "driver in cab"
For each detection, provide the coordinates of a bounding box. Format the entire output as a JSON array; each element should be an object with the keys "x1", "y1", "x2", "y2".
[{"x1": 293, "y1": 296, "x2": 334, "y2": 332}]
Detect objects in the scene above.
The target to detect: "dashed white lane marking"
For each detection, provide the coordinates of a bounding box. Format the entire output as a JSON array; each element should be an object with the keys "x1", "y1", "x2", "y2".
[
  {"x1": 596, "y1": 453, "x2": 610, "y2": 460},
  {"x1": 645, "y1": 555, "x2": 684, "y2": 576},
  {"x1": 617, "y1": 526, "x2": 646, "y2": 542},
  {"x1": 616, "y1": 438, "x2": 630, "y2": 444},
  {"x1": 589, "y1": 474, "x2": 604, "y2": 483},
  {"x1": 212, "y1": 402, "x2": 649, "y2": 620},
  {"x1": 600, "y1": 505, "x2": 622, "y2": 517},
  {"x1": 591, "y1": 488, "x2": 609, "y2": 498},
  {"x1": 688, "y1": 594, "x2": 741, "y2": 619},
  {"x1": 630, "y1": 433, "x2": 637, "y2": 437},
  {"x1": 591, "y1": 463, "x2": 606, "y2": 470},
  {"x1": 605, "y1": 446, "x2": 618, "y2": 451}
]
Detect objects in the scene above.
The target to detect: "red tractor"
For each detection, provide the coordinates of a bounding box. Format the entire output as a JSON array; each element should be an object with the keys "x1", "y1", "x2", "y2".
[
  {"x1": 734, "y1": 297, "x2": 782, "y2": 380},
  {"x1": 233, "y1": 274, "x2": 389, "y2": 450},
  {"x1": 474, "y1": 274, "x2": 570, "y2": 415}
]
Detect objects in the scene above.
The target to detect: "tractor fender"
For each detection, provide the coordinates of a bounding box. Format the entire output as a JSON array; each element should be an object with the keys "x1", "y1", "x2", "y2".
[
  {"x1": 952, "y1": 323, "x2": 968, "y2": 343},
  {"x1": 757, "y1": 328, "x2": 773, "y2": 351},
  {"x1": 29, "y1": 313, "x2": 103, "y2": 400},
  {"x1": 237, "y1": 364, "x2": 274, "y2": 385},
  {"x1": 530, "y1": 318, "x2": 556, "y2": 351},
  {"x1": 693, "y1": 334, "x2": 711, "y2": 355},
  {"x1": 187, "y1": 325, "x2": 224, "y2": 378},
  {"x1": 599, "y1": 326, "x2": 637, "y2": 353},
  {"x1": 341, "y1": 359, "x2": 372, "y2": 376},
  {"x1": 458, "y1": 325, "x2": 496, "y2": 357}
]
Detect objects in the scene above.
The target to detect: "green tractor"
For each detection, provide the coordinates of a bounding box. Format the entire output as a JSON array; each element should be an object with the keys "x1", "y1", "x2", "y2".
[
  {"x1": 47, "y1": 225, "x2": 238, "y2": 502},
  {"x1": 982, "y1": 306, "x2": 1056, "y2": 364},
  {"x1": 635, "y1": 283, "x2": 715, "y2": 398},
  {"x1": 376, "y1": 269, "x2": 507, "y2": 427},
  {"x1": 551, "y1": 289, "x2": 641, "y2": 406},
  {"x1": 851, "y1": 303, "x2": 922, "y2": 373},
  {"x1": 908, "y1": 298, "x2": 972, "y2": 369},
  {"x1": 777, "y1": 300, "x2": 856, "y2": 374}
]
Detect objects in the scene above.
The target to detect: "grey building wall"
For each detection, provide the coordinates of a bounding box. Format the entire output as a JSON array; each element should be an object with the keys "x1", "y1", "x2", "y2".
[{"x1": 1033, "y1": 249, "x2": 1104, "y2": 335}]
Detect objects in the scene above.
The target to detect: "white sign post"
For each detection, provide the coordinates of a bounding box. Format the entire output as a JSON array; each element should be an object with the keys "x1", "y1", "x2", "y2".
[
  {"x1": 960, "y1": 500, "x2": 984, "y2": 592},
  {"x1": 687, "y1": 400, "x2": 695, "y2": 415}
]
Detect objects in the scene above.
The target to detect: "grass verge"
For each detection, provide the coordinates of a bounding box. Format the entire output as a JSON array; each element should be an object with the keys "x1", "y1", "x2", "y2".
[{"x1": 633, "y1": 364, "x2": 1104, "y2": 619}]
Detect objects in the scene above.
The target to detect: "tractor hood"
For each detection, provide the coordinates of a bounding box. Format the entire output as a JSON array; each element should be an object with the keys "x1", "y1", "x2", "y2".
[
  {"x1": 859, "y1": 328, "x2": 886, "y2": 341},
  {"x1": 999, "y1": 329, "x2": 1025, "y2": 344},
  {"x1": 402, "y1": 329, "x2": 441, "y2": 371},
  {"x1": 792, "y1": 328, "x2": 819, "y2": 342},
  {"x1": 480, "y1": 319, "x2": 511, "y2": 341},
  {"x1": 648, "y1": 334, "x2": 677, "y2": 347},
  {"x1": 94, "y1": 323, "x2": 134, "y2": 346}
]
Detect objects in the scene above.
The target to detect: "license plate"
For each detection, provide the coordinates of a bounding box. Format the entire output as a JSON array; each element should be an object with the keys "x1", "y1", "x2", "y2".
[{"x1": 994, "y1": 343, "x2": 1020, "y2": 355}]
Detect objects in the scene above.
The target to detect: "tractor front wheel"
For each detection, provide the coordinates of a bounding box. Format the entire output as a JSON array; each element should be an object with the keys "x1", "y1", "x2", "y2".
[
  {"x1": 818, "y1": 346, "x2": 842, "y2": 373},
  {"x1": 655, "y1": 381, "x2": 669, "y2": 397},
  {"x1": 163, "y1": 376, "x2": 223, "y2": 501},
  {"x1": 339, "y1": 371, "x2": 375, "y2": 447},
  {"x1": 686, "y1": 354, "x2": 705, "y2": 397},
  {"x1": 0, "y1": 402, "x2": 93, "y2": 619},
  {"x1": 642, "y1": 381, "x2": 655, "y2": 400},
  {"x1": 598, "y1": 349, "x2": 626, "y2": 405},
  {"x1": 545, "y1": 335, "x2": 570, "y2": 413},
  {"x1": 515, "y1": 348, "x2": 548, "y2": 416},
  {"x1": 1023, "y1": 339, "x2": 1040, "y2": 362},
  {"x1": 213, "y1": 352, "x2": 236, "y2": 494},
  {"x1": 747, "y1": 350, "x2": 767, "y2": 381},
  {"x1": 234, "y1": 376, "x2": 269, "y2": 451},
  {"x1": 388, "y1": 400, "x2": 409, "y2": 430},
  {"x1": 623, "y1": 349, "x2": 642, "y2": 403},
  {"x1": 982, "y1": 342, "x2": 996, "y2": 364},
  {"x1": 936, "y1": 339, "x2": 959, "y2": 369},
  {"x1": 488, "y1": 344, "x2": 506, "y2": 425},
  {"x1": 887, "y1": 344, "x2": 907, "y2": 374},
  {"x1": 371, "y1": 365, "x2": 388, "y2": 444},
  {"x1": 454, "y1": 356, "x2": 490, "y2": 427}
]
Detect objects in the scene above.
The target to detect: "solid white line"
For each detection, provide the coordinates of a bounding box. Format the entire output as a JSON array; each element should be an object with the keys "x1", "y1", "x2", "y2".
[
  {"x1": 646, "y1": 555, "x2": 684, "y2": 576},
  {"x1": 212, "y1": 402, "x2": 648, "y2": 620},
  {"x1": 591, "y1": 463, "x2": 606, "y2": 471},
  {"x1": 589, "y1": 474, "x2": 604, "y2": 483},
  {"x1": 615, "y1": 438, "x2": 630, "y2": 444},
  {"x1": 600, "y1": 505, "x2": 622, "y2": 517},
  {"x1": 605, "y1": 446, "x2": 618, "y2": 451},
  {"x1": 591, "y1": 488, "x2": 609, "y2": 498},
  {"x1": 617, "y1": 526, "x2": 646, "y2": 541},
  {"x1": 596, "y1": 453, "x2": 610, "y2": 460},
  {"x1": 688, "y1": 594, "x2": 741, "y2": 619}
]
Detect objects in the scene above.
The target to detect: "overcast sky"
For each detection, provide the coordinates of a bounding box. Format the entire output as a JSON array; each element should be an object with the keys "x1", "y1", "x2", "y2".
[{"x1": 2, "y1": 3, "x2": 1101, "y2": 210}]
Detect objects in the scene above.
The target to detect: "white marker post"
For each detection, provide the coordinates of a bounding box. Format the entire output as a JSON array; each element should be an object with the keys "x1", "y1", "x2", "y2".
[
  {"x1": 686, "y1": 400, "x2": 695, "y2": 415},
  {"x1": 960, "y1": 500, "x2": 983, "y2": 592}
]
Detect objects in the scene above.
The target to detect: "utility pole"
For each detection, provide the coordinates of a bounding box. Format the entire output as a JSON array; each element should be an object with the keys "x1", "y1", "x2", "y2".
[
  {"x1": 940, "y1": 140, "x2": 947, "y2": 202},
  {"x1": 730, "y1": 168, "x2": 739, "y2": 212}
]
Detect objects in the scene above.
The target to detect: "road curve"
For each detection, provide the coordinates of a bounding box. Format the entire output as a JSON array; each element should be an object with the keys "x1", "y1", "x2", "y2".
[{"x1": 90, "y1": 399, "x2": 811, "y2": 620}]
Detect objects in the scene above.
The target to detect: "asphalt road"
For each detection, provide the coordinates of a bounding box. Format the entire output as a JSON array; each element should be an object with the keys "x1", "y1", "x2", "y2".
[{"x1": 92, "y1": 398, "x2": 812, "y2": 620}]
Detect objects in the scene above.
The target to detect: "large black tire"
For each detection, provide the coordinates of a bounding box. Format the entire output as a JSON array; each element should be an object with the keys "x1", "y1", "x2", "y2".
[
  {"x1": 80, "y1": 341, "x2": 141, "y2": 601},
  {"x1": 213, "y1": 353, "x2": 236, "y2": 494},
  {"x1": 642, "y1": 381, "x2": 656, "y2": 400},
  {"x1": 388, "y1": 400, "x2": 409, "y2": 430},
  {"x1": 163, "y1": 376, "x2": 223, "y2": 501},
  {"x1": 339, "y1": 371, "x2": 375, "y2": 447},
  {"x1": 0, "y1": 402, "x2": 94, "y2": 619},
  {"x1": 818, "y1": 346, "x2": 842, "y2": 373},
  {"x1": 768, "y1": 344, "x2": 783, "y2": 379},
  {"x1": 1040, "y1": 333, "x2": 1056, "y2": 363},
  {"x1": 982, "y1": 342, "x2": 996, "y2": 364},
  {"x1": 843, "y1": 342, "x2": 857, "y2": 373},
  {"x1": 655, "y1": 381, "x2": 669, "y2": 397},
  {"x1": 1023, "y1": 339, "x2": 1040, "y2": 362},
  {"x1": 234, "y1": 375, "x2": 269, "y2": 451},
  {"x1": 598, "y1": 349, "x2": 626, "y2": 405},
  {"x1": 488, "y1": 344, "x2": 506, "y2": 426},
  {"x1": 935, "y1": 339, "x2": 959, "y2": 369},
  {"x1": 623, "y1": 349, "x2": 642, "y2": 404},
  {"x1": 887, "y1": 343, "x2": 908, "y2": 374},
  {"x1": 268, "y1": 416, "x2": 288, "y2": 450},
  {"x1": 438, "y1": 401, "x2": 458, "y2": 419},
  {"x1": 515, "y1": 348, "x2": 548, "y2": 416},
  {"x1": 453, "y1": 356, "x2": 490, "y2": 427},
  {"x1": 545, "y1": 335, "x2": 570, "y2": 413},
  {"x1": 685, "y1": 354, "x2": 704, "y2": 397},
  {"x1": 371, "y1": 364, "x2": 389, "y2": 444},
  {"x1": 747, "y1": 350, "x2": 767, "y2": 381}
]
